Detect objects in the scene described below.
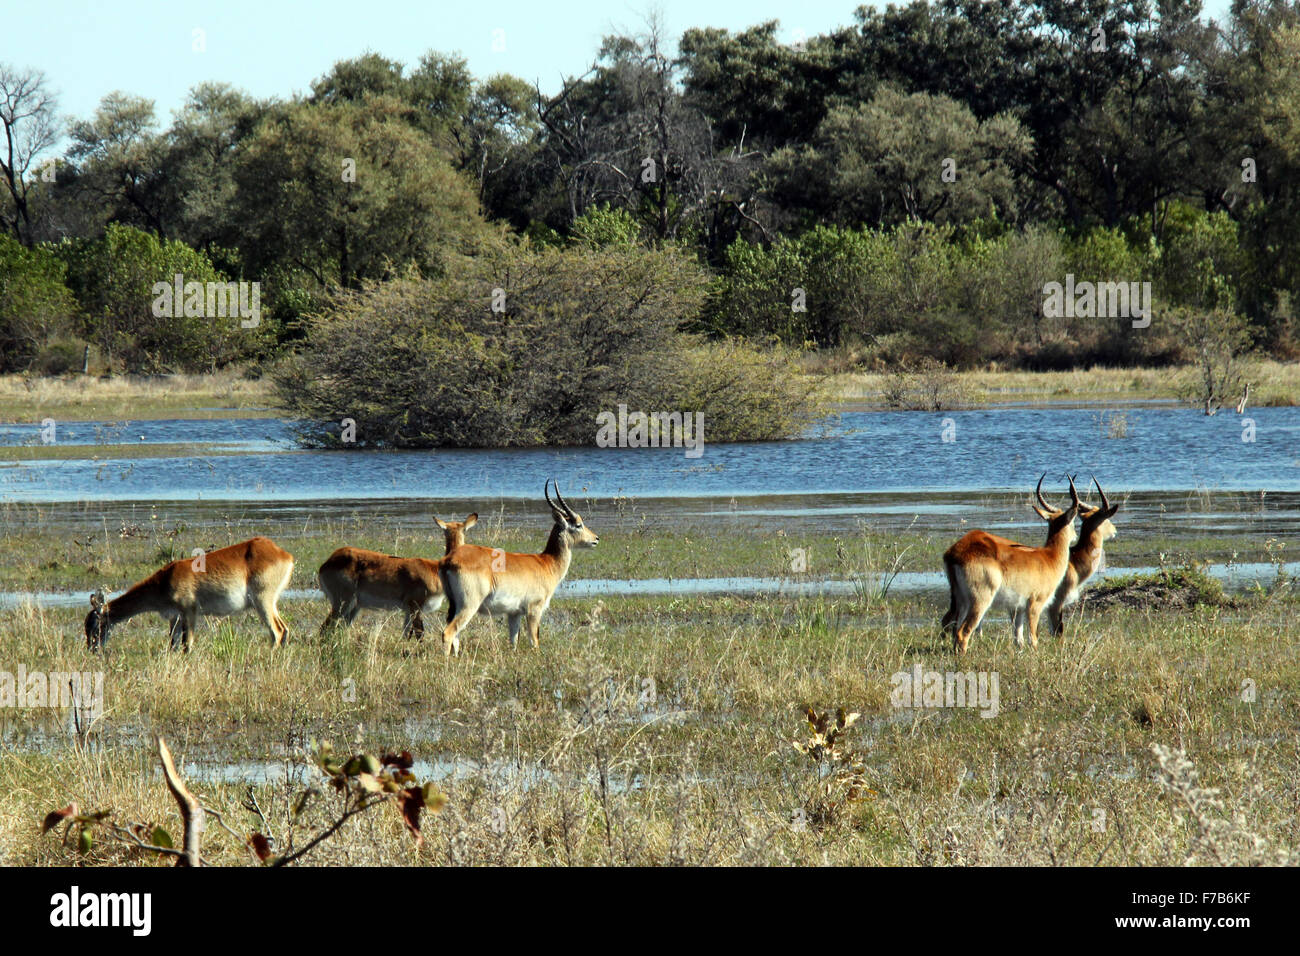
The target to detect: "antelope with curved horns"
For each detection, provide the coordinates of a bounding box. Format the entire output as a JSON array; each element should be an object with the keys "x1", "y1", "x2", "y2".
[
  {"x1": 84, "y1": 537, "x2": 294, "y2": 652},
  {"x1": 941, "y1": 479, "x2": 1055, "y2": 639},
  {"x1": 317, "y1": 513, "x2": 478, "y2": 639},
  {"x1": 1045, "y1": 477, "x2": 1120, "y2": 637},
  {"x1": 942, "y1": 475, "x2": 1080, "y2": 653},
  {"x1": 438, "y1": 479, "x2": 598, "y2": 656}
]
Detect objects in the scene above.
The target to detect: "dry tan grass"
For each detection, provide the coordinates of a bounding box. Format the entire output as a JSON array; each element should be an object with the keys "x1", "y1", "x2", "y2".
[
  {"x1": 826, "y1": 359, "x2": 1300, "y2": 407},
  {"x1": 2, "y1": 586, "x2": 1296, "y2": 866},
  {"x1": 0, "y1": 370, "x2": 274, "y2": 422}
]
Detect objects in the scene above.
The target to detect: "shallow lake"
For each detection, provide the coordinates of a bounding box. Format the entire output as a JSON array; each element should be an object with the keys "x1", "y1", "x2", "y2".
[{"x1": 2, "y1": 405, "x2": 1298, "y2": 503}]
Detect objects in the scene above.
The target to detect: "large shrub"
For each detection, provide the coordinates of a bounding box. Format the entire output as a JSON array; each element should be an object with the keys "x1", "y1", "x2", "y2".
[
  {"x1": 56, "y1": 223, "x2": 275, "y2": 372},
  {"x1": 0, "y1": 235, "x2": 78, "y2": 371},
  {"x1": 276, "y1": 243, "x2": 826, "y2": 447},
  {"x1": 705, "y1": 222, "x2": 1066, "y2": 366}
]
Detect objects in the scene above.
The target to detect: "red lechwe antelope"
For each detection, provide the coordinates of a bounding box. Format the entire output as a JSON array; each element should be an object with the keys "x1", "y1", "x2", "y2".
[
  {"x1": 438, "y1": 479, "x2": 598, "y2": 656},
  {"x1": 1045, "y1": 477, "x2": 1120, "y2": 637},
  {"x1": 84, "y1": 537, "x2": 294, "y2": 652},
  {"x1": 316, "y1": 513, "x2": 478, "y2": 639},
  {"x1": 942, "y1": 475, "x2": 1080, "y2": 653}
]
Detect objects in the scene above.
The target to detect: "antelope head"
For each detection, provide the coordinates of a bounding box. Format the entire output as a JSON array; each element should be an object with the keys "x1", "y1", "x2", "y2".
[
  {"x1": 84, "y1": 587, "x2": 110, "y2": 649},
  {"x1": 546, "y1": 479, "x2": 599, "y2": 549},
  {"x1": 1078, "y1": 476, "x2": 1120, "y2": 543},
  {"x1": 434, "y1": 512, "x2": 478, "y2": 552},
  {"x1": 1029, "y1": 473, "x2": 1080, "y2": 547}
]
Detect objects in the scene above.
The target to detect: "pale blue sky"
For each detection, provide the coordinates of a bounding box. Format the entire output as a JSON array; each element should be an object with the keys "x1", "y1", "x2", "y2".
[{"x1": 7, "y1": 0, "x2": 1235, "y2": 133}]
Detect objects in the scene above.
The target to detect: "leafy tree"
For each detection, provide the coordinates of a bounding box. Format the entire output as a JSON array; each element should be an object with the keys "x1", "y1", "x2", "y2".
[
  {"x1": 0, "y1": 234, "x2": 77, "y2": 370},
  {"x1": 1173, "y1": 307, "x2": 1254, "y2": 415},
  {"x1": 766, "y1": 88, "x2": 1033, "y2": 229},
  {"x1": 155, "y1": 83, "x2": 268, "y2": 254},
  {"x1": 569, "y1": 203, "x2": 642, "y2": 248},
  {"x1": 56, "y1": 223, "x2": 269, "y2": 371},
  {"x1": 1149, "y1": 202, "x2": 1242, "y2": 312},
  {"x1": 231, "y1": 96, "x2": 490, "y2": 290},
  {"x1": 678, "y1": 21, "x2": 860, "y2": 149},
  {"x1": 64, "y1": 93, "x2": 168, "y2": 235}
]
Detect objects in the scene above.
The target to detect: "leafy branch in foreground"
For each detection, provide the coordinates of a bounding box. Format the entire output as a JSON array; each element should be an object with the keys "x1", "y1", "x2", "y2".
[
  {"x1": 40, "y1": 736, "x2": 446, "y2": 866},
  {"x1": 792, "y1": 706, "x2": 875, "y2": 831}
]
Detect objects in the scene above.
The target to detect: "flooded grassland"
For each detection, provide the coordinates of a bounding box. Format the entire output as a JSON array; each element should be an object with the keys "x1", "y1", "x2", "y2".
[{"x1": 0, "y1": 392, "x2": 1297, "y2": 866}]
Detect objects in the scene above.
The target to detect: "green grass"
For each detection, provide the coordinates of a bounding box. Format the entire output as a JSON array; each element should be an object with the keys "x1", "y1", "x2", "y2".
[
  {"x1": 0, "y1": 442, "x2": 266, "y2": 461},
  {"x1": 1091, "y1": 564, "x2": 1232, "y2": 608},
  {"x1": 0, "y1": 503, "x2": 940, "y2": 592},
  {"x1": 2, "y1": 587, "x2": 1296, "y2": 866}
]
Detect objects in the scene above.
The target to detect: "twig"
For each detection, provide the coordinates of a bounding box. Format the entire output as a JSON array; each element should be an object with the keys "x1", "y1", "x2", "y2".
[
  {"x1": 157, "y1": 736, "x2": 204, "y2": 867},
  {"x1": 271, "y1": 793, "x2": 387, "y2": 867}
]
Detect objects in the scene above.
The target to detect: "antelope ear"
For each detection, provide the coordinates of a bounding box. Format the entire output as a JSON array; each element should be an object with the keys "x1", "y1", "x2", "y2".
[
  {"x1": 1029, "y1": 504, "x2": 1055, "y2": 520},
  {"x1": 464, "y1": 513, "x2": 478, "y2": 529},
  {"x1": 434, "y1": 516, "x2": 448, "y2": 530}
]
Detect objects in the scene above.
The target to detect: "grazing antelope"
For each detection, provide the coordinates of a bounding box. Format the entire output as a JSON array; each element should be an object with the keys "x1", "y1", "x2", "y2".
[
  {"x1": 316, "y1": 513, "x2": 478, "y2": 639},
  {"x1": 1046, "y1": 477, "x2": 1120, "y2": 637},
  {"x1": 942, "y1": 475, "x2": 1080, "y2": 654},
  {"x1": 84, "y1": 537, "x2": 294, "y2": 652},
  {"x1": 438, "y1": 479, "x2": 598, "y2": 657}
]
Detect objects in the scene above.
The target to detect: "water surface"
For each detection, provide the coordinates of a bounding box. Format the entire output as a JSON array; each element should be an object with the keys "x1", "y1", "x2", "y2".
[{"x1": 2, "y1": 406, "x2": 1296, "y2": 502}]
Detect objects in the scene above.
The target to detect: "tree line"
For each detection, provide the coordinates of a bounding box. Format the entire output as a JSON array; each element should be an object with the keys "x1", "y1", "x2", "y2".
[{"x1": 1, "y1": 1, "x2": 1297, "y2": 422}]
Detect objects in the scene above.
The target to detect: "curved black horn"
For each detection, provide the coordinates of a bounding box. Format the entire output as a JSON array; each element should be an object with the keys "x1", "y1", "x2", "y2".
[
  {"x1": 552, "y1": 481, "x2": 574, "y2": 517},
  {"x1": 544, "y1": 477, "x2": 560, "y2": 512},
  {"x1": 1066, "y1": 473, "x2": 1081, "y2": 508},
  {"x1": 1035, "y1": 473, "x2": 1058, "y2": 511},
  {"x1": 1092, "y1": 475, "x2": 1111, "y2": 513}
]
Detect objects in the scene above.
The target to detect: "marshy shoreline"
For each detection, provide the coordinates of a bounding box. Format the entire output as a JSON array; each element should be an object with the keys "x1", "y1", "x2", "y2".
[
  {"x1": 1, "y1": 371, "x2": 1297, "y2": 867},
  {"x1": 2, "y1": 360, "x2": 1299, "y2": 426}
]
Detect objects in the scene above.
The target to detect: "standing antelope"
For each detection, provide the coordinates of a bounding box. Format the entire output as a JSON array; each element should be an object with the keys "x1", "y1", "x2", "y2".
[
  {"x1": 1046, "y1": 477, "x2": 1120, "y2": 637},
  {"x1": 84, "y1": 537, "x2": 295, "y2": 652},
  {"x1": 317, "y1": 513, "x2": 478, "y2": 639},
  {"x1": 438, "y1": 479, "x2": 598, "y2": 656},
  {"x1": 942, "y1": 475, "x2": 1079, "y2": 653}
]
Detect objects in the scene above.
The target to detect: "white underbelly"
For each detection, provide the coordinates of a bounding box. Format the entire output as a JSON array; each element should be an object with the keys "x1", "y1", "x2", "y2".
[
  {"x1": 195, "y1": 590, "x2": 251, "y2": 617},
  {"x1": 480, "y1": 591, "x2": 535, "y2": 617},
  {"x1": 991, "y1": 587, "x2": 1028, "y2": 612}
]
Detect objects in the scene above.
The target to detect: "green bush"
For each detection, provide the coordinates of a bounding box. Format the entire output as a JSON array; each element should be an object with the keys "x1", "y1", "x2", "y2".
[
  {"x1": 55, "y1": 224, "x2": 275, "y2": 373},
  {"x1": 0, "y1": 235, "x2": 78, "y2": 372},
  {"x1": 275, "y1": 243, "x2": 827, "y2": 447},
  {"x1": 704, "y1": 222, "x2": 1065, "y2": 365}
]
